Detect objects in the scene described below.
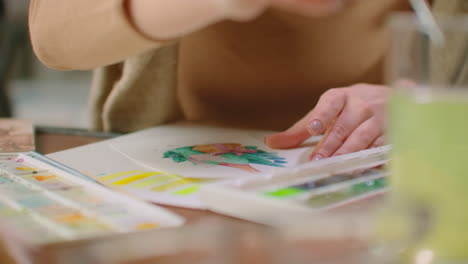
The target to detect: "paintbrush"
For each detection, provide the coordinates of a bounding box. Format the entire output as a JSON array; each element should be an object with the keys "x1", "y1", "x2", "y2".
[
  {"x1": 410, "y1": 0, "x2": 468, "y2": 86},
  {"x1": 409, "y1": 0, "x2": 451, "y2": 84},
  {"x1": 409, "y1": 0, "x2": 445, "y2": 45}
]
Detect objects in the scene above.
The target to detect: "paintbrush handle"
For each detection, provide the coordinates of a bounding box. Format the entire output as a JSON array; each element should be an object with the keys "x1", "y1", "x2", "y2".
[{"x1": 409, "y1": 0, "x2": 445, "y2": 45}]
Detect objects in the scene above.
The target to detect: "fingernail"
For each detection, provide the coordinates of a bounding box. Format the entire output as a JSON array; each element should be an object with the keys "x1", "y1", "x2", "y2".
[
  {"x1": 311, "y1": 154, "x2": 324, "y2": 161},
  {"x1": 308, "y1": 120, "x2": 323, "y2": 135}
]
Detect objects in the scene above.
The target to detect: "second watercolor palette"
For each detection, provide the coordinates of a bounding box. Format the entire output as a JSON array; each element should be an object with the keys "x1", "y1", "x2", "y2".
[{"x1": 199, "y1": 146, "x2": 389, "y2": 225}]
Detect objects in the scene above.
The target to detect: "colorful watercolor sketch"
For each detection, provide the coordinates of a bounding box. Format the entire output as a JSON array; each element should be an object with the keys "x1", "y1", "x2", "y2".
[{"x1": 163, "y1": 143, "x2": 287, "y2": 173}]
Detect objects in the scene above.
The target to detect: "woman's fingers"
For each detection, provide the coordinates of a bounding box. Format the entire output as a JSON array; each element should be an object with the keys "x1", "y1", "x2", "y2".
[
  {"x1": 263, "y1": 118, "x2": 316, "y2": 149},
  {"x1": 369, "y1": 135, "x2": 385, "y2": 148},
  {"x1": 332, "y1": 118, "x2": 382, "y2": 156},
  {"x1": 266, "y1": 84, "x2": 388, "y2": 159},
  {"x1": 309, "y1": 99, "x2": 372, "y2": 160},
  {"x1": 265, "y1": 89, "x2": 346, "y2": 149}
]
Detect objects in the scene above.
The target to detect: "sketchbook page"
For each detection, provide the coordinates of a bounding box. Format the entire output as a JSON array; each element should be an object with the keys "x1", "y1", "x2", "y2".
[
  {"x1": 47, "y1": 128, "x2": 213, "y2": 209},
  {"x1": 110, "y1": 125, "x2": 316, "y2": 179},
  {"x1": 47, "y1": 124, "x2": 319, "y2": 209}
]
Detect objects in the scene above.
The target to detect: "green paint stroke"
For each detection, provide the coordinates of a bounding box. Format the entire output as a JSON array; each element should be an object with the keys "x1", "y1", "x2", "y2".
[
  {"x1": 173, "y1": 185, "x2": 200, "y2": 196},
  {"x1": 307, "y1": 178, "x2": 387, "y2": 208},
  {"x1": 351, "y1": 178, "x2": 386, "y2": 194},
  {"x1": 265, "y1": 187, "x2": 306, "y2": 198}
]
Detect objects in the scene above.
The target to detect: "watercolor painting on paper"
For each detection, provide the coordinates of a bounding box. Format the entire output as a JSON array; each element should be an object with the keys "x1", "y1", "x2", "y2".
[
  {"x1": 110, "y1": 126, "x2": 314, "y2": 179},
  {"x1": 164, "y1": 143, "x2": 287, "y2": 173}
]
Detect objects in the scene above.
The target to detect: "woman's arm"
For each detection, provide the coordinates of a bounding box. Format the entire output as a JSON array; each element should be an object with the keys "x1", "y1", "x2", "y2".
[
  {"x1": 29, "y1": 0, "x2": 350, "y2": 70},
  {"x1": 29, "y1": 0, "x2": 268, "y2": 70},
  {"x1": 29, "y1": 0, "x2": 157, "y2": 70},
  {"x1": 126, "y1": 0, "x2": 268, "y2": 40}
]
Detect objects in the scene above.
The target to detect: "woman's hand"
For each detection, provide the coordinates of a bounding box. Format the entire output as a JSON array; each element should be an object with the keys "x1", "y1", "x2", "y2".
[{"x1": 265, "y1": 84, "x2": 389, "y2": 160}]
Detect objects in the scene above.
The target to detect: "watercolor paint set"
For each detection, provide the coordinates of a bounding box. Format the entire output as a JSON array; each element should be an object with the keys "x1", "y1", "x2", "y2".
[
  {"x1": 0, "y1": 122, "x2": 392, "y2": 263},
  {"x1": 0, "y1": 151, "x2": 184, "y2": 250},
  {"x1": 199, "y1": 146, "x2": 390, "y2": 225}
]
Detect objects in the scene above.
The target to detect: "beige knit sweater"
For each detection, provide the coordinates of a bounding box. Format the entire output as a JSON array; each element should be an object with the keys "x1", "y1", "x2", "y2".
[{"x1": 29, "y1": 0, "x2": 466, "y2": 133}]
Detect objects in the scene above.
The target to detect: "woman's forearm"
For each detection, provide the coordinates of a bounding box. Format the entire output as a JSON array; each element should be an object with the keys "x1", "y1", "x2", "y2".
[
  {"x1": 30, "y1": 0, "x2": 162, "y2": 70},
  {"x1": 127, "y1": 0, "x2": 225, "y2": 40},
  {"x1": 29, "y1": 0, "x2": 268, "y2": 70}
]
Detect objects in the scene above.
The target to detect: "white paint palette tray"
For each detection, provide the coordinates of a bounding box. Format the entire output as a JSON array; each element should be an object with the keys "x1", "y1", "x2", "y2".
[
  {"x1": 0, "y1": 152, "x2": 184, "y2": 250},
  {"x1": 200, "y1": 146, "x2": 390, "y2": 225}
]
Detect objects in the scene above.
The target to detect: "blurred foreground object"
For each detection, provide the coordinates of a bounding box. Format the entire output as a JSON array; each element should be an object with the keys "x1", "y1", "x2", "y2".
[{"x1": 386, "y1": 12, "x2": 468, "y2": 262}]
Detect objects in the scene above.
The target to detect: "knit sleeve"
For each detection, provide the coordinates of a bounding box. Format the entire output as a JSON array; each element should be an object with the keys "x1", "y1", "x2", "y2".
[{"x1": 29, "y1": 0, "x2": 166, "y2": 70}]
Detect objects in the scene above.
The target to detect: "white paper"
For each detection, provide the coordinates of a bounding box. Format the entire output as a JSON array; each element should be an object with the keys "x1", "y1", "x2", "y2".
[
  {"x1": 110, "y1": 126, "x2": 315, "y2": 179},
  {"x1": 48, "y1": 124, "x2": 320, "y2": 209}
]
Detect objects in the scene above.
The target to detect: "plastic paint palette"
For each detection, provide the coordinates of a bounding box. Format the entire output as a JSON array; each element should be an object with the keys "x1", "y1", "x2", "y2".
[
  {"x1": 262, "y1": 168, "x2": 386, "y2": 208},
  {"x1": 199, "y1": 146, "x2": 389, "y2": 225},
  {"x1": 0, "y1": 152, "x2": 184, "y2": 246}
]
